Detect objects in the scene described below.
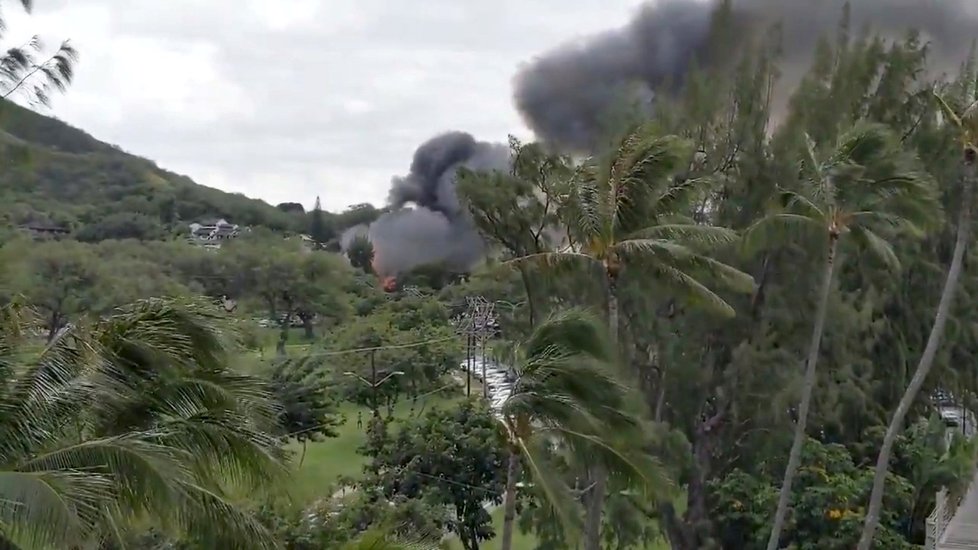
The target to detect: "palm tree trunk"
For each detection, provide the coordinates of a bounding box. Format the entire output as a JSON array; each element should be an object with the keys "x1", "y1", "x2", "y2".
[
  {"x1": 519, "y1": 266, "x2": 537, "y2": 328},
  {"x1": 857, "y1": 160, "x2": 975, "y2": 550},
  {"x1": 583, "y1": 281, "x2": 619, "y2": 550},
  {"x1": 766, "y1": 235, "x2": 839, "y2": 550},
  {"x1": 500, "y1": 447, "x2": 521, "y2": 550}
]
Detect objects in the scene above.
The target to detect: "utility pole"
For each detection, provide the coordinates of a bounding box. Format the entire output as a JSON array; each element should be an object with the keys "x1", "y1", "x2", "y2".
[
  {"x1": 370, "y1": 349, "x2": 378, "y2": 417},
  {"x1": 456, "y1": 296, "x2": 498, "y2": 401},
  {"x1": 466, "y1": 332, "x2": 472, "y2": 397}
]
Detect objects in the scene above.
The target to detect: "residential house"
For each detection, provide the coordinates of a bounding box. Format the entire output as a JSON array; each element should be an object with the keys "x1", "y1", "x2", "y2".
[{"x1": 188, "y1": 218, "x2": 241, "y2": 248}]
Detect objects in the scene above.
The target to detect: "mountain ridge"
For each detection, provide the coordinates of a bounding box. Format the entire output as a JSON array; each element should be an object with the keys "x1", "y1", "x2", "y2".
[{"x1": 0, "y1": 99, "x2": 302, "y2": 235}]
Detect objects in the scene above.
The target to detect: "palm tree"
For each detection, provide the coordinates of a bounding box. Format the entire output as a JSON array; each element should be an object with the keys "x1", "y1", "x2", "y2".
[
  {"x1": 0, "y1": 0, "x2": 78, "y2": 107},
  {"x1": 496, "y1": 309, "x2": 671, "y2": 550},
  {"x1": 0, "y1": 299, "x2": 285, "y2": 549},
  {"x1": 515, "y1": 124, "x2": 753, "y2": 550},
  {"x1": 744, "y1": 122, "x2": 941, "y2": 550},
  {"x1": 857, "y1": 93, "x2": 978, "y2": 549}
]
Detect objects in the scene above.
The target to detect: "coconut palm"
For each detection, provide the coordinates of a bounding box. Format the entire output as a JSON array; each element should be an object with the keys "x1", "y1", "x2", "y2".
[
  {"x1": 743, "y1": 122, "x2": 941, "y2": 550},
  {"x1": 857, "y1": 93, "x2": 978, "y2": 549},
  {"x1": 495, "y1": 309, "x2": 671, "y2": 550},
  {"x1": 0, "y1": 299, "x2": 285, "y2": 549},
  {"x1": 514, "y1": 124, "x2": 753, "y2": 550}
]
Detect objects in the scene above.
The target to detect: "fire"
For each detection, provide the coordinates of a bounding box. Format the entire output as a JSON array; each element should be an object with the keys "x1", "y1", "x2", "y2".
[{"x1": 382, "y1": 276, "x2": 397, "y2": 292}]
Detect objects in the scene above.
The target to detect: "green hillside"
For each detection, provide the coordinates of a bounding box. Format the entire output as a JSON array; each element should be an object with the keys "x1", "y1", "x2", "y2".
[{"x1": 0, "y1": 99, "x2": 303, "y2": 237}]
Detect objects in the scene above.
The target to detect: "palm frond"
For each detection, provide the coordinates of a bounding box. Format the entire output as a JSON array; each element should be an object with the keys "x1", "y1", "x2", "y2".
[
  {"x1": 572, "y1": 161, "x2": 607, "y2": 245},
  {"x1": 341, "y1": 524, "x2": 441, "y2": 550},
  {"x1": 172, "y1": 481, "x2": 277, "y2": 550},
  {"x1": 607, "y1": 129, "x2": 691, "y2": 233},
  {"x1": 850, "y1": 227, "x2": 900, "y2": 271},
  {"x1": 153, "y1": 412, "x2": 286, "y2": 489},
  {"x1": 516, "y1": 434, "x2": 582, "y2": 542},
  {"x1": 20, "y1": 434, "x2": 188, "y2": 525},
  {"x1": 627, "y1": 224, "x2": 739, "y2": 251},
  {"x1": 647, "y1": 263, "x2": 736, "y2": 318},
  {"x1": 0, "y1": 470, "x2": 113, "y2": 549},
  {"x1": 523, "y1": 309, "x2": 613, "y2": 364},
  {"x1": 935, "y1": 90, "x2": 965, "y2": 129},
  {"x1": 614, "y1": 237, "x2": 751, "y2": 291},
  {"x1": 506, "y1": 251, "x2": 600, "y2": 275},
  {"x1": 545, "y1": 425, "x2": 673, "y2": 498}
]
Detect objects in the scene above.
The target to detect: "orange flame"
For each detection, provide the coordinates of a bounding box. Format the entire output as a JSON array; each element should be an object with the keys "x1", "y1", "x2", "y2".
[{"x1": 382, "y1": 276, "x2": 397, "y2": 292}]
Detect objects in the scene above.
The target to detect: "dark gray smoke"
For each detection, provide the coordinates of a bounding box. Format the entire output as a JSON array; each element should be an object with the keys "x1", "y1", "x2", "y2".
[
  {"x1": 365, "y1": 132, "x2": 508, "y2": 276},
  {"x1": 514, "y1": 0, "x2": 978, "y2": 152}
]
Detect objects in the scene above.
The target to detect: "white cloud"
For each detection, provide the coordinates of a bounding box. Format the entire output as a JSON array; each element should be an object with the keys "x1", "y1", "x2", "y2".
[{"x1": 3, "y1": 0, "x2": 644, "y2": 211}]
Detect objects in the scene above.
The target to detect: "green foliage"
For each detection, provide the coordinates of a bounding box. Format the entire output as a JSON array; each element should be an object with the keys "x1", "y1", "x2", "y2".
[
  {"x1": 363, "y1": 401, "x2": 506, "y2": 550},
  {"x1": 711, "y1": 439, "x2": 915, "y2": 550},
  {"x1": 309, "y1": 196, "x2": 335, "y2": 247},
  {"x1": 74, "y1": 211, "x2": 166, "y2": 242},
  {"x1": 320, "y1": 295, "x2": 461, "y2": 408},
  {"x1": 269, "y1": 355, "x2": 344, "y2": 445},
  {"x1": 348, "y1": 235, "x2": 375, "y2": 274},
  {"x1": 0, "y1": 299, "x2": 285, "y2": 549}
]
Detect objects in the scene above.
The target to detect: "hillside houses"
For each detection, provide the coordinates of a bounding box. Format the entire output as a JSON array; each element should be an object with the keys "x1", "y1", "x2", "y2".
[{"x1": 187, "y1": 219, "x2": 243, "y2": 248}]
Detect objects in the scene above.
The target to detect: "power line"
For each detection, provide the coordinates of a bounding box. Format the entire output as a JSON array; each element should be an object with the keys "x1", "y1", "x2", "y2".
[{"x1": 274, "y1": 335, "x2": 457, "y2": 360}]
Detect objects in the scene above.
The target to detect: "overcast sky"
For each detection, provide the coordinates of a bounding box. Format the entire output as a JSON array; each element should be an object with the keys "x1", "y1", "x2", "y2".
[{"x1": 3, "y1": 0, "x2": 644, "y2": 212}]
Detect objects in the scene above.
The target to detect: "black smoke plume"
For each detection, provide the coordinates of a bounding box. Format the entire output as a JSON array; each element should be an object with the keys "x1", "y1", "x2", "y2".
[
  {"x1": 361, "y1": 132, "x2": 508, "y2": 277},
  {"x1": 354, "y1": 0, "x2": 978, "y2": 274},
  {"x1": 514, "y1": 0, "x2": 978, "y2": 152}
]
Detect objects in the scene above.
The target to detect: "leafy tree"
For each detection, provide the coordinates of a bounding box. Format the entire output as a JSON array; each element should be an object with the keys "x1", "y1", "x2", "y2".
[
  {"x1": 1, "y1": 238, "x2": 101, "y2": 340},
  {"x1": 226, "y1": 233, "x2": 351, "y2": 352},
  {"x1": 711, "y1": 439, "x2": 915, "y2": 550},
  {"x1": 309, "y1": 195, "x2": 334, "y2": 247},
  {"x1": 363, "y1": 401, "x2": 506, "y2": 550},
  {"x1": 347, "y1": 235, "x2": 375, "y2": 274},
  {"x1": 744, "y1": 122, "x2": 941, "y2": 550},
  {"x1": 457, "y1": 137, "x2": 573, "y2": 326},
  {"x1": 269, "y1": 355, "x2": 343, "y2": 466}
]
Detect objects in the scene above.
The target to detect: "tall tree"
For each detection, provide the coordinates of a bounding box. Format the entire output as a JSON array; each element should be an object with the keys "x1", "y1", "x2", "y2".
[
  {"x1": 457, "y1": 137, "x2": 572, "y2": 327},
  {"x1": 745, "y1": 123, "x2": 941, "y2": 550},
  {"x1": 516, "y1": 125, "x2": 753, "y2": 550},
  {"x1": 309, "y1": 195, "x2": 333, "y2": 247},
  {"x1": 857, "y1": 90, "x2": 978, "y2": 549}
]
